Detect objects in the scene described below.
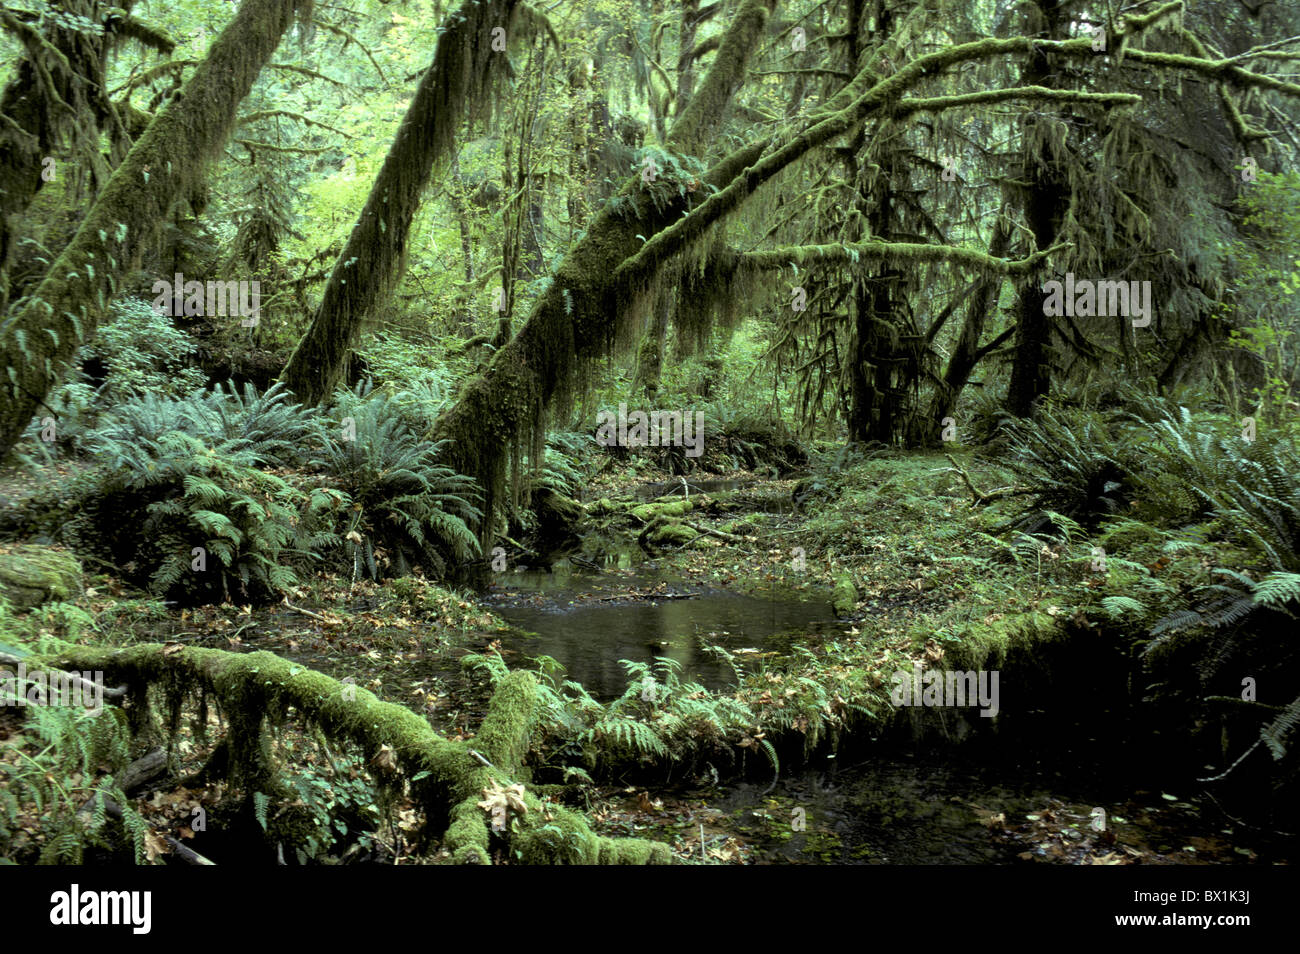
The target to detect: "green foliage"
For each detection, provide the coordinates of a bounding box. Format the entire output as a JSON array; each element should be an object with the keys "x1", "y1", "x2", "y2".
[
  {"x1": 1002, "y1": 403, "x2": 1136, "y2": 530},
  {"x1": 318, "y1": 383, "x2": 481, "y2": 579},
  {"x1": 532, "y1": 431, "x2": 591, "y2": 498},
  {"x1": 192, "y1": 382, "x2": 322, "y2": 465},
  {"x1": 137, "y1": 432, "x2": 325, "y2": 600},
  {"x1": 264, "y1": 740, "x2": 381, "y2": 864},
  {"x1": 462, "y1": 650, "x2": 763, "y2": 777},
  {"x1": 61, "y1": 388, "x2": 335, "y2": 602},
  {"x1": 19, "y1": 298, "x2": 206, "y2": 464},
  {"x1": 1221, "y1": 171, "x2": 1300, "y2": 423},
  {"x1": 0, "y1": 704, "x2": 147, "y2": 864}
]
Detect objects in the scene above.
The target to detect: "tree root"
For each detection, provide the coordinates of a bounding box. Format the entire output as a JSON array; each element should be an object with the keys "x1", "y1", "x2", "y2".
[{"x1": 42, "y1": 644, "x2": 671, "y2": 865}]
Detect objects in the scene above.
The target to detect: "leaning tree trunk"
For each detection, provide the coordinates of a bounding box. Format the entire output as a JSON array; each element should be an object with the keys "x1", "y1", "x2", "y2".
[
  {"x1": 0, "y1": 2, "x2": 175, "y2": 311},
  {"x1": 278, "y1": 0, "x2": 523, "y2": 406},
  {"x1": 0, "y1": 0, "x2": 308, "y2": 462},
  {"x1": 432, "y1": 0, "x2": 776, "y2": 552},
  {"x1": 925, "y1": 217, "x2": 1013, "y2": 430}
]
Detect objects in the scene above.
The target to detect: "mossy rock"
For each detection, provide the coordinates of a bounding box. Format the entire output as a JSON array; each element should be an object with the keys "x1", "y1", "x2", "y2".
[
  {"x1": 642, "y1": 520, "x2": 699, "y2": 548},
  {"x1": 0, "y1": 545, "x2": 84, "y2": 611},
  {"x1": 589, "y1": 498, "x2": 621, "y2": 517},
  {"x1": 832, "y1": 573, "x2": 858, "y2": 617},
  {"x1": 531, "y1": 488, "x2": 585, "y2": 551},
  {"x1": 631, "y1": 500, "x2": 693, "y2": 522}
]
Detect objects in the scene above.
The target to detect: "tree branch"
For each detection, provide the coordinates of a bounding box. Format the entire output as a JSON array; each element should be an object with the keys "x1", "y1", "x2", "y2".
[
  {"x1": 738, "y1": 240, "x2": 1070, "y2": 276},
  {"x1": 893, "y1": 86, "x2": 1141, "y2": 117}
]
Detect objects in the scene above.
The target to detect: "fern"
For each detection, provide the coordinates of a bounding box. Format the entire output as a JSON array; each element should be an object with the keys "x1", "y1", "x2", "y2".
[
  {"x1": 1261, "y1": 695, "x2": 1300, "y2": 761},
  {"x1": 253, "y1": 791, "x2": 271, "y2": 831},
  {"x1": 316, "y1": 383, "x2": 481, "y2": 580},
  {"x1": 1001, "y1": 402, "x2": 1139, "y2": 530},
  {"x1": 1101, "y1": 595, "x2": 1145, "y2": 618},
  {"x1": 1, "y1": 704, "x2": 146, "y2": 864}
]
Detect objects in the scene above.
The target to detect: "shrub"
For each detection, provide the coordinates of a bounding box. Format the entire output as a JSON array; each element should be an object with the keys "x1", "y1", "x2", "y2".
[
  {"x1": 18, "y1": 298, "x2": 206, "y2": 463},
  {"x1": 317, "y1": 385, "x2": 481, "y2": 579}
]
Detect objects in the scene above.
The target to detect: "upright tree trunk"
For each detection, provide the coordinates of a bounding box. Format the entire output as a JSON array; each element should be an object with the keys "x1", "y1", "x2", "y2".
[
  {"x1": 845, "y1": 2, "x2": 911, "y2": 446},
  {"x1": 633, "y1": 286, "x2": 673, "y2": 402},
  {"x1": 0, "y1": 0, "x2": 306, "y2": 462},
  {"x1": 1004, "y1": 0, "x2": 1066, "y2": 418},
  {"x1": 449, "y1": 149, "x2": 477, "y2": 335}
]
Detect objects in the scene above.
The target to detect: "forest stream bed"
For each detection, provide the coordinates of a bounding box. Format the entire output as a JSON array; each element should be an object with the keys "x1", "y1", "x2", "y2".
[{"x1": 5, "y1": 463, "x2": 1297, "y2": 865}]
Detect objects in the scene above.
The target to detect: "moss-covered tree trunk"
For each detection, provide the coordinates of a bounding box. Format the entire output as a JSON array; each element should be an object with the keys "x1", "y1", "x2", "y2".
[
  {"x1": 633, "y1": 286, "x2": 672, "y2": 402},
  {"x1": 44, "y1": 643, "x2": 670, "y2": 864},
  {"x1": 0, "y1": 0, "x2": 306, "y2": 462},
  {"x1": 433, "y1": 0, "x2": 776, "y2": 551},
  {"x1": 279, "y1": 0, "x2": 522, "y2": 406},
  {"x1": 0, "y1": 3, "x2": 174, "y2": 311}
]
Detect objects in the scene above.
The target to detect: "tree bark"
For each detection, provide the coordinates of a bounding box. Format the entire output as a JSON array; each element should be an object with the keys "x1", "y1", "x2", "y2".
[
  {"x1": 1004, "y1": 0, "x2": 1066, "y2": 418},
  {"x1": 279, "y1": 0, "x2": 523, "y2": 406},
  {"x1": 0, "y1": 0, "x2": 307, "y2": 461}
]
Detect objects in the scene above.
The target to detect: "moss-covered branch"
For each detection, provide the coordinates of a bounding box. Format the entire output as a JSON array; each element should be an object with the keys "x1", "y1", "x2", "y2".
[
  {"x1": 1118, "y1": 48, "x2": 1300, "y2": 100},
  {"x1": 612, "y1": 0, "x2": 1294, "y2": 291},
  {"x1": 42, "y1": 644, "x2": 670, "y2": 864},
  {"x1": 105, "y1": 14, "x2": 176, "y2": 54},
  {"x1": 668, "y1": 0, "x2": 774, "y2": 153},
  {"x1": 431, "y1": 0, "x2": 778, "y2": 545},
  {"x1": 893, "y1": 86, "x2": 1140, "y2": 117},
  {"x1": 739, "y1": 240, "x2": 1069, "y2": 276}
]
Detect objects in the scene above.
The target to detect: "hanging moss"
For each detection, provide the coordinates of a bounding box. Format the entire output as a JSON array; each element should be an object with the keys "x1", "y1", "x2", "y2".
[
  {"x1": 0, "y1": 0, "x2": 310, "y2": 458},
  {"x1": 279, "y1": 0, "x2": 526, "y2": 406},
  {"x1": 41, "y1": 644, "x2": 670, "y2": 864},
  {"x1": 739, "y1": 240, "x2": 1066, "y2": 277},
  {"x1": 432, "y1": 1, "x2": 782, "y2": 551}
]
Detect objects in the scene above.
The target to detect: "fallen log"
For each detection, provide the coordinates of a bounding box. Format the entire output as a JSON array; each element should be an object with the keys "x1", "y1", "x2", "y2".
[{"x1": 43, "y1": 644, "x2": 670, "y2": 865}]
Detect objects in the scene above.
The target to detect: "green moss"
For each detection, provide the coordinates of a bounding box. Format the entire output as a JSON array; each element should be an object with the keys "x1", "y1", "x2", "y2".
[
  {"x1": 281, "y1": 0, "x2": 526, "y2": 405},
  {"x1": 643, "y1": 520, "x2": 698, "y2": 548},
  {"x1": 0, "y1": 0, "x2": 309, "y2": 455},
  {"x1": 0, "y1": 545, "x2": 83, "y2": 610},
  {"x1": 39, "y1": 643, "x2": 670, "y2": 865},
  {"x1": 474, "y1": 671, "x2": 539, "y2": 777},
  {"x1": 941, "y1": 609, "x2": 1060, "y2": 672},
  {"x1": 832, "y1": 573, "x2": 858, "y2": 617},
  {"x1": 631, "y1": 500, "x2": 693, "y2": 522}
]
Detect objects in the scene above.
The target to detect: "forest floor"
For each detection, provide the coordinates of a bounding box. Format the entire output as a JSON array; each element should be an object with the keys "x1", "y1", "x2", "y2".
[{"x1": 2, "y1": 449, "x2": 1275, "y2": 864}]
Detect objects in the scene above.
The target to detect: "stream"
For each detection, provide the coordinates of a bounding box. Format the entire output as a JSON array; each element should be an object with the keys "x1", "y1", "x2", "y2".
[
  {"x1": 485, "y1": 565, "x2": 1294, "y2": 865},
  {"x1": 484, "y1": 566, "x2": 845, "y2": 699}
]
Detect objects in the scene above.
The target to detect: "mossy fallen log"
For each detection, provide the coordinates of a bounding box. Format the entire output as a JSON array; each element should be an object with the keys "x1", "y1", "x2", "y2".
[{"x1": 41, "y1": 644, "x2": 670, "y2": 865}]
